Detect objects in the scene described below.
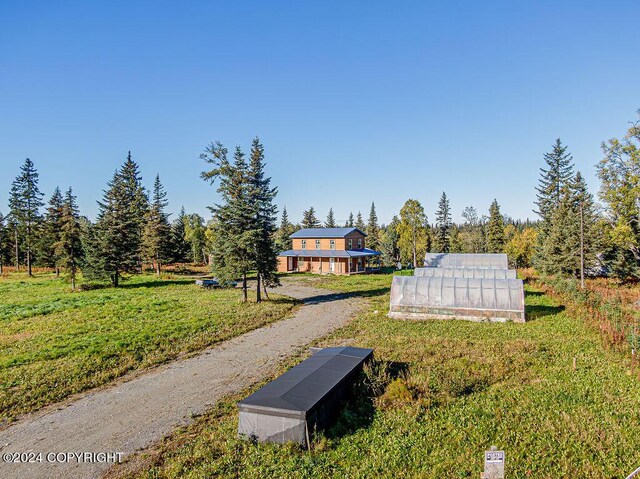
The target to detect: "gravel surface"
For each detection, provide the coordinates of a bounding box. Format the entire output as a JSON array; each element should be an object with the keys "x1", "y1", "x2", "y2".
[{"x1": 0, "y1": 281, "x2": 362, "y2": 479}]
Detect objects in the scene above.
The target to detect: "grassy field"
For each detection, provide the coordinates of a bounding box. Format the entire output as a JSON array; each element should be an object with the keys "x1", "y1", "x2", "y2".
[
  {"x1": 0, "y1": 273, "x2": 298, "y2": 423},
  {"x1": 116, "y1": 273, "x2": 640, "y2": 479}
]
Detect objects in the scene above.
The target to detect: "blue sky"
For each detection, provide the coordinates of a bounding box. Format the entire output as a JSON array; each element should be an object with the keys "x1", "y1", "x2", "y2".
[{"x1": 1, "y1": 1, "x2": 638, "y2": 225}]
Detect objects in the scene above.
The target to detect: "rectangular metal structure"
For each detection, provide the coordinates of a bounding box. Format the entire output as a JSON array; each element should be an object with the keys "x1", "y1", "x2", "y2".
[
  {"x1": 424, "y1": 253, "x2": 509, "y2": 269},
  {"x1": 388, "y1": 275, "x2": 525, "y2": 322},
  {"x1": 414, "y1": 267, "x2": 517, "y2": 279},
  {"x1": 238, "y1": 346, "x2": 374, "y2": 446}
]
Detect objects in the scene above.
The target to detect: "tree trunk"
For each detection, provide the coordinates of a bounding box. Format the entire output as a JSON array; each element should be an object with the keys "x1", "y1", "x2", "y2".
[
  {"x1": 113, "y1": 270, "x2": 119, "y2": 288},
  {"x1": 262, "y1": 274, "x2": 270, "y2": 300},
  {"x1": 55, "y1": 267, "x2": 60, "y2": 278},
  {"x1": 156, "y1": 254, "x2": 161, "y2": 275},
  {"x1": 27, "y1": 246, "x2": 32, "y2": 276},
  {"x1": 242, "y1": 272, "x2": 247, "y2": 303},
  {"x1": 256, "y1": 271, "x2": 262, "y2": 303}
]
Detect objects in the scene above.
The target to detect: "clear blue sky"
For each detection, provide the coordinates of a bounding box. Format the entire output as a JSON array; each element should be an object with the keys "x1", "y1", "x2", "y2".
[{"x1": 1, "y1": 1, "x2": 638, "y2": 225}]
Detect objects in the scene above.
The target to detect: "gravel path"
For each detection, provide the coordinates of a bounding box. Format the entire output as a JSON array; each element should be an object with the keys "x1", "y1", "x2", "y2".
[{"x1": 0, "y1": 281, "x2": 362, "y2": 479}]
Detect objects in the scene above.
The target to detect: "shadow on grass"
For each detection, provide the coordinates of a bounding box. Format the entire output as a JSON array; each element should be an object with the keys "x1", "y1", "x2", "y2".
[
  {"x1": 526, "y1": 303, "x2": 565, "y2": 320},
  {"x1": 525, "y1": 290, "x2": 545, "y2": 297},
  {"x1": 119, "y1": 279, "x2": 195, "y2": 289},
  {"x1": 323, "y1": 361, "x2": 409, "y2": 443}
]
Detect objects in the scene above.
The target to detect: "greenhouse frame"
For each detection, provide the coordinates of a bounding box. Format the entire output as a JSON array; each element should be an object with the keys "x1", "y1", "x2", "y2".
[{"x1": 388, "y1": 275, "x2": 525, "y2": 322}]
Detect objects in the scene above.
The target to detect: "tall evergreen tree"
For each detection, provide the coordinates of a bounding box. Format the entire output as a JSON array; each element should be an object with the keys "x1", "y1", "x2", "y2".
[
  {"x1": 325, "y1": 208, "x2": 337, "y2": 228},
  {"x1": 538, "y1": 172, "x2": 599, "y2": 277},
  {"x1": 93, "y1": 153, "x2": 148, "y2": 287},
  {"x1": 345, "y1": 212, "x2": 355, "y2": 228},
  {"x1": 301, "y1": 207, "x2": 320, "y2": 228},
  {"x1": 40, "y1": 187, "x2": 65, "y2": 274},
  {"x1": 142, "y1": 174, "x2": 172, "y2": 275},
  {"x1": 54, "y1": 188, "x2": 83, "y2": 290},
  {"x1": 202, "y1": 143, "x2": 254, "y2": 302},
  {"x1": 433, "y1": 192, "x2": 452, "y2": 252},
  {"x1": 366, "y1": 202, "x2": 380, "y2": 251},
  {"x1": 355, "y1": 211, "x2": 365, "y2": 231},
  {"x1": 248, "y1": 137, "x2": 279, "y2": 302},
  {"x1": 486, "y1": 199, "x2": 505, "y2": 253},
  {"x1": 535, "y1": 139, "x2": 575, "y2": 223},
  {"x1": 170, "y1": 207, "x2": 191, "y2": 263},
  {"x1": 8, "y1": 158, "x2": 44, "y2": 276},
  {"x1": 275, "y1": 207, "x2": 295, "y2": 251}
]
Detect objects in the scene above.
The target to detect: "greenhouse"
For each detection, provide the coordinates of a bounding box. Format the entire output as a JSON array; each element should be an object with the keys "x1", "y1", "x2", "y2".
[
  {"x1": 388, "y1": 275, "x2": 525, "y2": 322},
  {"x1": 424, "y1": 253, "x2": 509, "y2": 269},
  {"x1": 414, "y1": 267, "x2": 517, "y2": 279}
]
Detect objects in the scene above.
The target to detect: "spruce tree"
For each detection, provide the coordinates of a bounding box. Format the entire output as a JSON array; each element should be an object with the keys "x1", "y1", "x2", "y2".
[
  {"x1": 366, "y1": 202, "x2": 380, "y2": 251},
  {"x1": 54, "y1": 188, "x2": 83, "y2": 290},
  {"x1": 142, "y1": 175, "x2": 172, "y2": 275},
  {"x1": 275, "y1": 207, "x2": 295, "y2": 251},
  {"x1": 202, "y1": 143, "x2": 254, "y2": 302},
  {"x1": 301, "y1": 207, "x2": 320, "y2": 228},
  {"x1": 538, "y1": 172, "x2": 599, "y2": 277},
  {"x1": 325, "y1": 208, "x2": 337, "y2": 228},
  {"x1": 486, "y1": 199, "x2": 505, "y2": 253},
  {"x1": 434, "y1": 192, "x2": 452, "y2": 252},
  {"x1": 535, "y1": 139, "x2": 575, "y2": 222},
  {"x1": 8, "y1": 158, "x2": 44, "y2": 276},
  {"x1": 345, "y1": 212, "x2": 354, "y2": 228},
  {"x1": 40, "y1": 187, "x2": 65, "y2": 275},
  {"x1": 170, "y1": 207, "x2": 191, "y2": 263},
  {"x1": 355, "y1": 211, "x2": 365, "y2": 231},
  {"x1": 94, "y1": 154, "x2": 148, "y2": 287},
  {"x1": 248, "y1": 137, "x2": 279, "y2": 302}
]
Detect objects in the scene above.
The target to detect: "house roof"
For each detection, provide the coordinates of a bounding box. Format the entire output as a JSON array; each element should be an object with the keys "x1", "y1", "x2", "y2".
[
  {"x1": 278, "y1": 248, "x2": 381, "y2": 258},
  {"x1": 290, "y1": 227, "x2": 367, "y2": 239}
]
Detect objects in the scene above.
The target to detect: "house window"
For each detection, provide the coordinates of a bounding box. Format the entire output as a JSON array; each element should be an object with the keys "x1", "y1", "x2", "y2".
[
  {"x1": 301, "y1": 240, "x2": 306, "y2": 250},
  {"x1": 330, "y1": 240, "x2": 335, "y2": 250},
  {"x1": 348, "y1": 239, "x2": 353, "y2": 249},
  {"x1": 357, "y1": 238, "x2": 362, "y2": 249},
  {"x1": 315, "y1": 240, "x2": 321, "y2": 250}
]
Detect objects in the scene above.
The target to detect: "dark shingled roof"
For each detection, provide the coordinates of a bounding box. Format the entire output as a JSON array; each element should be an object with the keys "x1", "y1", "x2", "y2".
[{"x1": 290, "y1": 227, "x2": 367, "y2": 239}]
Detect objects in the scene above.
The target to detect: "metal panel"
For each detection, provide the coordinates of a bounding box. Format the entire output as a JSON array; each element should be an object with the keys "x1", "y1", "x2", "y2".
[{"x1": 388, "y1": 276, "x2": 525, "y2": 322}]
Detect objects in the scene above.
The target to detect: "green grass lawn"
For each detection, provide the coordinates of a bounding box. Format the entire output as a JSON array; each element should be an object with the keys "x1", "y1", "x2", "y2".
[
  {"x1": 0, "y1": 273, "x2": 298, "y2": 423},
  {"x1": 118, "y1": 273, "x2": 640, "y2": 479}
]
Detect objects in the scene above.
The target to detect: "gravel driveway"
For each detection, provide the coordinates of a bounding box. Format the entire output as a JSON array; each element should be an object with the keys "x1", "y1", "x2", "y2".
[{"x1": 0, "y1": 281, "x2": 362, "y2": 479}]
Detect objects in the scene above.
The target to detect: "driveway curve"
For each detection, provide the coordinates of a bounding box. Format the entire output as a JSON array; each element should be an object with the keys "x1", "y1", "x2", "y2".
[{"x1": 0, "y1": 281, "x2": 362, "y2": 479}]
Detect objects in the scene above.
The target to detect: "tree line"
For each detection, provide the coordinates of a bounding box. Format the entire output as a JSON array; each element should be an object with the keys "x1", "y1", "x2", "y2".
[{"x1": 0, "y1": 155, "x2": 216, "y2": 287}]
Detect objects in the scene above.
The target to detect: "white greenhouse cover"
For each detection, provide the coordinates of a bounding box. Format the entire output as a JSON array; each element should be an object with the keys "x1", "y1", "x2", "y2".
[
  {"x1": 424, "y1": 253, "x2": 508, "y2": 269},
  {"x1": 389, "y1": 275, "x2": 525, "y2": 322},
  {"x1": 414, "y1": 267, "x2": 517, "y2": 279}
]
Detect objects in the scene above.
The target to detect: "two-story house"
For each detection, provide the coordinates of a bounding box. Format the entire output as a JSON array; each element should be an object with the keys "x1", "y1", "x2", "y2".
[{"x1": 277, "y1": 227, "x2": 381, "y2": 275}]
